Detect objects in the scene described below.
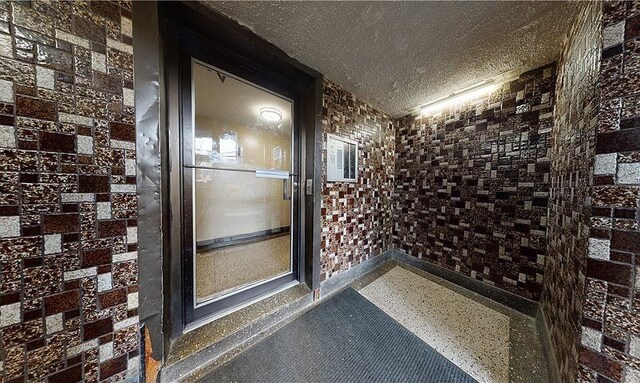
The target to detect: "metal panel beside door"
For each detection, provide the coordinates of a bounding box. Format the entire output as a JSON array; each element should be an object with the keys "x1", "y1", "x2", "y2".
[{"x1": 182, "y1": 59, "x2": 299, "y2": 324}]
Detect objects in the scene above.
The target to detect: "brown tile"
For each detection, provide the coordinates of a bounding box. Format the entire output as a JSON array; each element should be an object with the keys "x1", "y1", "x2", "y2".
[
  {"x1": 109, "y1": 121, "x2": 135, "y2": 142},
  {"x1": 78, "y1": 175, "x2": 109, "y2": 193},
  {"x1": 579, "y1": 346, "x2": 623, "y2": 381},
  {"x1": 611, "y1": 230, "x2": 640, "y2": 253},
  {"x1": 44, "y1": 290, "x2": 79, "y2": 315},
  {"x1": 83, "y1": 317, "x2": 112, "y2": 341},
  {"x1": 82, "y1": 248, "x2": 111, "y2": 267},
  {"x1": 42, "y1": 214, "x2": 79, "y2": 234},
  {"x1": 586, "y1": 259, "x2": 632, "y2": 286},
  {"x1": 39, "y1": 131, "x2": 75, "y2": 153},
  {"x1": 597, "y1": 128, "x2": 640, "y2": 153},
  {"x1": 73, "y1": 16, "x2": 106, "y2": 44},
  {"x1": 48, "y1": 363, "x2": 82, "y2": 383},
  {"x1": 90, "y1": 1, "x2": 120, "y2": 22},
  {"x1": 98, "y1": 288, "x2": 126, "y2": 309},
  {"x1": 626, "y1": 14, "x2": 640, "y2": 40},
  {"x1": 16, "y1": 96, "x2": 57, "y2": 121},
  {"x1": 99, "y1": 354, "x2": 127, "y2": 380},
  {"x1": 97, "y1": 219, "x2": 126, "y2": 238}
]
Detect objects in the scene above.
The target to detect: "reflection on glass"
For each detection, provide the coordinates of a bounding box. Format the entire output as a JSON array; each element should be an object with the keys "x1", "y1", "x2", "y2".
[{"x1": 191, "y1": 60, "x2": 293, "y2": 304}]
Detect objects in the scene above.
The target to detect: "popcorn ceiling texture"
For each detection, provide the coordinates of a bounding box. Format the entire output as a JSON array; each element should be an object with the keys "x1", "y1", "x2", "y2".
[
  {"x1": 0, "y1": 2, "x2": 139, "y2": 382},
  {"x1": 205, "y1": 1, "x2": 578, "y2": 117},
  {"x1": 393, "y1": 64, "x2": 555, "y2": 301},
  {"x1": 320, "y1": 80, "x2": 395, "y2": 281}
]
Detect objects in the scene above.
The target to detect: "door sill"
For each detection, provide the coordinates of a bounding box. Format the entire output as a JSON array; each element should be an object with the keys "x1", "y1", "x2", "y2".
[{"x1": 184, "y1": 280, "x2": 301, "y2": 333}]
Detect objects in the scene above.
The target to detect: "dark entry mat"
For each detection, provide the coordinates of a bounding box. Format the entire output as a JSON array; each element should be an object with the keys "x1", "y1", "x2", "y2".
[{"x1": 198, "y1": 288, "x2": 477, "y2": 383}]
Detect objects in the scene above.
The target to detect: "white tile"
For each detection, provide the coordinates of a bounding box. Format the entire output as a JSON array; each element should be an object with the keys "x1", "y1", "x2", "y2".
[
  {"x1": 0, "y1": 216, "x2": 20, "y2": 238},
  {"x1": 580, "y1": 326, "x2": 602, "y2": 351},
  {"x1": 36, "y1": 66, "x2": 54, "y2": 90},
  {"x1": 123, "y1": 88, "x2": 134, "y2": 107},
  {"x1": 0, "y1": 79, "x2": 13, "y2": 103},
  {"x1": 97, "y1": 273, "x2": 112, "y2": 292},
  {"x1": 127, "y1": 292, "x2": 138, "y2": 310},
  {"x1": 67, "y1": 339, "x2": 98, "y2": 357},
  {"x1": 121, "y1": 17, "x2": 132, "y2": 37},
  {"x1": 91, "y1": 52, "x2": 106, "y2": 73},
  {"x1": 114, "y1": 316, "x2": 138, "y2": 331},
  {"x1": 603, "y1": 21, "x2": 625, "y2": 49},
  {"x1": 110, "y1": 139, "x2": 135, "y2": 150},
  {"x1": 0, "y1": 302, "x2": 21, "y2": 327},
  {"x1": 63, "y1": 267, "x2": 97, "y2": 281},
  {"x1": 125, "y1": 159, "x2": 136, "y2": 176},
  {"x1": 111, "y1": 184, "x2": 136, "y2": 193},
  {"x1": 77, "y1": 135, "x2": 94, "y2": 155},
  {"x1": 127, "y1": 226, "x2": 137, "y2": 244},
  {"x1": 631, "y1": 335, "x2": 640, "y2": 359},
  {"x1": 588, "y1": 238, "x2": 610, "y2": 260},
  {"x1": 128, "y1": 356, "x2": 140, "y2": 376},
  {"x1": 45, "y1": 313, "x2": 63, "y2": 334},
  {"x1": 107, "y1": 38, "x2": 133, "y2": 54},
  {"x1": 594, "y1": 153, "x2": 617, "y2": 175},
  {"x1": 44, "y1": 234, "x2": 61, "y2": 255},
  {"x1": 97, "y1": 202, "x2": 112, "y2": 220},
  {"x1": 61, "y1": 193, "x2": 95, "y2": 203},
  {"x1": 359, "y1": 267, "x2": 510, "y2": 383},
  {"x1": 0, "y1": 125, "x2": 15, "y2": 148},
  {"x1": 56, "y1": 29, "x2": 90, "y2": 48},
  {"x1": 618, "y1": 163, "x2": 640, "y2": 185},
  {"x1": 99, "y1": 342, "x2": 114, "y2": 362},
  {"x1": 628, "y1": 368, "x2": 640, "y2": 383},
  {"x1": 113, "y1": 251, "x2": 137, "y2": 262},
  {"x1": 59, "y1": 113, "x2": 93, "y2": 126}
]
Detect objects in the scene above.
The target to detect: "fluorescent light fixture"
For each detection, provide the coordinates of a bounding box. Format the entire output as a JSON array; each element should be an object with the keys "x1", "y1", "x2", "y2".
[
  {"x1": 420, "y1": 81, "x2": 500, "y2": 116},
  {"x1": 259, "y1": 107, "x2": 282, "y2": 123}
]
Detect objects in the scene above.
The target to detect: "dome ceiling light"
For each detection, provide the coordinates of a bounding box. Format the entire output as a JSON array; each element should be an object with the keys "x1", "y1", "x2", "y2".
[{"x1": 259, "y1": 107, "x2": 283, "y2": 123}]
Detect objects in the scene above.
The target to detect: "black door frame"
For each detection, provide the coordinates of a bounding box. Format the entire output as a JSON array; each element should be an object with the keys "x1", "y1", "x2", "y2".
[
  {"x1": 178, "y1": 39, "x2": 301, "y2": 325},
  {"x1": 157, "y1": 1, "x2": 323, "y2": 339}
]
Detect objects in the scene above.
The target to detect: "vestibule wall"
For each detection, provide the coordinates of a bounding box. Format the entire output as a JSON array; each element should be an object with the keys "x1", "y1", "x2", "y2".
[
  {"x1": 393, "y1": 65, "x2": 556, "y2": 300},
  {"x1": 0, "y1": 1, "x2": 140, "y2": 382},
  {"x1": 320, "y1": 80, "x2": 395, "y2": 280},
  {"x1": 541, "y1": 2, "x2": 601, "y2": 382}
]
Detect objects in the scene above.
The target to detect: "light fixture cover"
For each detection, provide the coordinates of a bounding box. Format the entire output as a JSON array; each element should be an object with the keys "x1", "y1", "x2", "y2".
[
  {"x1": 259, "y1": 107, "x2": 282, "y2": 123},
  {"x1": 421, "y1": 83, "x2": 499, "y2": 116}
]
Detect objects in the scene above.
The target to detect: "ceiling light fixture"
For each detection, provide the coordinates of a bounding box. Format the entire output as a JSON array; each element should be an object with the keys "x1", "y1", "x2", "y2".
[
  {"x1": 259, "y1": 107, "x2": 282, "y2": 123},
  {"x1": 420, "y1": 81, "x2": 499, "y2": 116}
]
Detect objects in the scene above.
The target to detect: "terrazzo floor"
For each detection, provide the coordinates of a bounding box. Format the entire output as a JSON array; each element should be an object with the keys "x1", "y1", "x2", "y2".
[
  {"x1": 195, "y1": 234, "x2": 291, "y2": 303},
  {"x1": 360, "y1": 267, "x2": 510, "y2": 383},
  {"x1": 188, "y1": 261, "x2": 549, "y2": 382},
  {"x1": 354, "y1": 263, "x2": 548, "y2": 383}
]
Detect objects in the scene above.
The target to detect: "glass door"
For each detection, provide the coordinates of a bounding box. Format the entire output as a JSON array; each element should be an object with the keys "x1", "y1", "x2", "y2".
[{"x1": 182, "y1": 59, "x2": 298, "y2": 322}]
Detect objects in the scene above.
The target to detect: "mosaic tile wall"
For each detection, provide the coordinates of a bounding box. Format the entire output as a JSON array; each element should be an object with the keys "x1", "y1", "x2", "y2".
[
  {"x1": 540, "y1": 2, "x2": 603, "y2": 382},
  {"x1": 578, "y1": 1, "x2": 640, "y2": 382},
  {"x1": 320, "y1": 80, "x2": 395, "y2": 280},
  {"x1": 0, "y1": 2, "x2": 139, "y2": 382},
  {"x1": 393, "y1": 65, "x2": 555, "y2": 300}
]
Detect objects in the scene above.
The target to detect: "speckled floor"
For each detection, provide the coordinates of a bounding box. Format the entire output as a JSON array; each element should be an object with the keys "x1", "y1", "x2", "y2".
[
  {"x1": 355, "y1": 263, "x2": 548, "y2": 383},
  {"x1": 184, "y1": 260, "x2": 549, "y2": 383},
  {"x1": 196, "y1": 235, "x2": 291, "y2": 303},
  {"x1": 360, "y1": 266, "x2": 510, "y2": 383}
]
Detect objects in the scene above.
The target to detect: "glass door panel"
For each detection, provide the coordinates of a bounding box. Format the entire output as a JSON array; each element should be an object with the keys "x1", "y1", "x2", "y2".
[{"x1": 189, "y1": 60, "x2": 294, "y2": 307}]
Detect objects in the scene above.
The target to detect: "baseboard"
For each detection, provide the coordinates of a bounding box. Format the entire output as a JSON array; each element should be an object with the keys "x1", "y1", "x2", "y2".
[
  {"x1": 391, "y1": 249, "x2": 539, "y2": 317},
  {"x1": 536, "y1": 307, "x2": 561, "y2": 383},
  {"x1": 319, "y1": 249, "x2": 395, "y2": 298}
]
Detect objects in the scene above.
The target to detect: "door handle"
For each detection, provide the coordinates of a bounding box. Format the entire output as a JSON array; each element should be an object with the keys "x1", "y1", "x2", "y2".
[
  {"x1": 255, "y1": 169, "x2": 289, "y2": 179},
  {"x1": 283, "y1": 178, "x2": 291, "y2": 201}
]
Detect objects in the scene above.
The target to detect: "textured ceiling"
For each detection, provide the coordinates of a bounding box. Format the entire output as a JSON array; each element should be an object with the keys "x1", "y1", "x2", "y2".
[{"x1": 204, "y1": 1, "x2": 578, "y2": 117}]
